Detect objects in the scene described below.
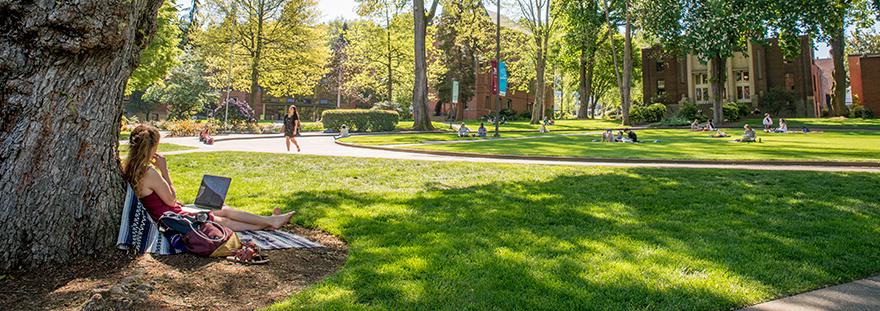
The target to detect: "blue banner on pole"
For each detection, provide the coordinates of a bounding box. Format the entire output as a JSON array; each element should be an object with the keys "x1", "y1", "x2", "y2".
[{"x1": 498, "y1": 62, "x2": 508, "y2": 96}]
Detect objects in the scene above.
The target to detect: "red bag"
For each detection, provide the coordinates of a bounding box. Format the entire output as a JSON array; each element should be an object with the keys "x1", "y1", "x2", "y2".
[{"x1": 183, "y1": 222, "x2": 235, "y2": 257}]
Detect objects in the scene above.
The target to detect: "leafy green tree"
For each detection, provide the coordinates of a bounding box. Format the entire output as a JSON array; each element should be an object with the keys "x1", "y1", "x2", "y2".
[
  {"x1": 514, "y1": 0, "x2": 556, "y2": 124},
  {"x1": 556, "y1": 0, "x2": 607, "y2": 119},
  {"x1": 636, "y1": 0, "x2": 766, "y2": 124},
  {"x1": 847, "y1": 26, "x2": 880, "y2": 55},
  {"x1": 356, "y1": 0, "x2": 410, "y2": 103},
  {"x1": 145, "y1": 53, "x2": 219, "y2": 120},
  {"x1": 346, "y1": 17, "x2": 415, "y2": 105},
  {"x1": 433, "y1": 0, "x2": 495, "y2": 120},
  {"x1": 195, "y1": 0, "x2": 328, "y2": 118},
  {"x1": 126, "y1": 2, "x2": 183, "y2": 95}
]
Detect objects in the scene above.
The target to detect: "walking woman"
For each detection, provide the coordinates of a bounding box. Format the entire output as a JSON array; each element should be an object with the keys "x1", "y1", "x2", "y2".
[{"x1": 284, "y1": 105, "x2": 301, "y2": 152}]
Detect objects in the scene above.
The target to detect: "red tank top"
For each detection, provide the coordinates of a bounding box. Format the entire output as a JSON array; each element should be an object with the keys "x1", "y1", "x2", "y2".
[{"x1": 139, "y1": 192, "x2": 187, "y2": 222}]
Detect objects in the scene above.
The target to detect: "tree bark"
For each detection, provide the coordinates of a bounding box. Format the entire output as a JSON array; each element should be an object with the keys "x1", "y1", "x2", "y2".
[
  {"x1": 710, "y1": 56, "x2": 726, "y2": 124},
  {"x1": 0, "y1": 0, "x2": 163, "y2": 271},
  {"x1": 621, "y1": 10, "x2": 633, "y2": 126},
  {"x1": 411, "y1": 0, "x2": 436, "y2": 130},
  {"x1": 577, "y1": 50, "x2": 589, "y2": 119},
  {"x1": 531, "y1": 46, "x2": 547, "y2": 124},
  {"x1": 830, "y1": 30, "x2": 848, "y2": 117},
  {"x1": 250, "y1": 3, "x2": 264, "y2": 120}
]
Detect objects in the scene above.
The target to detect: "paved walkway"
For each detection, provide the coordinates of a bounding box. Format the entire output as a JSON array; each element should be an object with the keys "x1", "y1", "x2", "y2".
[
  {"x1": 740, "y1": 275, "x2": 880, "y2": 311},
  {"x1": 160, "y1": 134, "x2": 880, "y2": 172}
]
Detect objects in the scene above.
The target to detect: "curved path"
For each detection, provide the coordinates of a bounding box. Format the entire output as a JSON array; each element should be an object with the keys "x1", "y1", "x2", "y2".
[{"x1": 160, "y1": 134, "x2": 880, "y2": 173}]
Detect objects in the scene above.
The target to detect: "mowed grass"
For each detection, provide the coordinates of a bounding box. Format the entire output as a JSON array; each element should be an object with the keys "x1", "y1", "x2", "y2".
[
  {"x1": 359, "y1": 129, "x2": 880, "y2": 163},
  {"x1": 163, "y1": 152, "x2": 880, "y2": 310},
  {"x1": 340, "y1": 131, "x2": 545, "y2": 146},
  {"x1": 735, "y1": 117, "x2": 880, "y2": 129},
  {"x1": 461, "y1": 119, "x2": 623, "y2": 131},
  {"x1": 119, "y1": 143, "x2": 196, "y2": 158}
]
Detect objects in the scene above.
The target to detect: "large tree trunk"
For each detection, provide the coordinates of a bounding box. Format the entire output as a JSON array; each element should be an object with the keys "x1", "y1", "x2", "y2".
[
  {"x1": 531, "y1": 50, "x2": 546, "y2": 124},
  {"x1": 710, "y1": 56, "x2": 726, "y2": 124},
  {"x1": 621, "y1": 12, "x2": 633, "y2": 126},
  {"x1": 250, "y1": 4, "x2": 264, "y2": 120},
  {"x1": 577, "y1": 50, "x2": 589, "y2": 119},
  {"x1": 0, "y1": 0, "x2": 162, "y2": 271},
  {"x1": 830, "y1": 30, "x2": 848, "y2": 117},
  {"x1": 411, "y1": 0, "x2": 434, "y2": 131}
]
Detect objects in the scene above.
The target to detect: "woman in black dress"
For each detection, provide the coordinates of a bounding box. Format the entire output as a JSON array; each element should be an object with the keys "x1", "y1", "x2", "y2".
[{"x1": 283, "y1": 105, "x2": 301, "y2": 152}]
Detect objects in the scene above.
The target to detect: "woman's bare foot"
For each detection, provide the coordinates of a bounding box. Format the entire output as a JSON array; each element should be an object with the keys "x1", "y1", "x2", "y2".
[
  {"x1": 269, "y1": 211, "x2": 295, "y2": 230},
  {"x1": 273, "y1": 207, "x2": 282, "y2": 216}
]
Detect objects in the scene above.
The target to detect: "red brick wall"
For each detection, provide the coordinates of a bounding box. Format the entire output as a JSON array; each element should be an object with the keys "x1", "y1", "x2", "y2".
[{"x1": 850, "y1": 55, "x2": 880, "y2": 113}]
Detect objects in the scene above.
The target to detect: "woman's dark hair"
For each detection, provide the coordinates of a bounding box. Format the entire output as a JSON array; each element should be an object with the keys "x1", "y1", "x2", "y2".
[{"x1": 287, "y1": 105, "x2": 299, "y2": 119}]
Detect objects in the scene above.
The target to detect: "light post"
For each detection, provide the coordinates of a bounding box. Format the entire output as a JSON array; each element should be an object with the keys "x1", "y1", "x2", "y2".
[{"x1": 494, "y1": 0, "x2": 501, "y2": 138}]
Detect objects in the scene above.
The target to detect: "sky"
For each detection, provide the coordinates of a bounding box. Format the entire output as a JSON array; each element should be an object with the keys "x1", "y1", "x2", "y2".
[{"x1": 317, "y1": 0, "x2": 359, "y2": 22}]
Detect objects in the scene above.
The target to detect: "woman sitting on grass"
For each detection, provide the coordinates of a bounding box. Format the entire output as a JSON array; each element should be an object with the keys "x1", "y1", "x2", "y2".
[
  {"x1": 691, "y1": 119, "x2": 701, "y2": 131},
  {"x1": 736, "y1": 124, "x2": 757, "y2": 143},
  {"x1": 123, "y1": 125, "x2": 294, "y2": 231},
  {"x1": 775, "y1": 119, "x2": 789, "y2": 133},
  {"x1": 458, "y1": 123, "x2": 470, "y2": 137}
]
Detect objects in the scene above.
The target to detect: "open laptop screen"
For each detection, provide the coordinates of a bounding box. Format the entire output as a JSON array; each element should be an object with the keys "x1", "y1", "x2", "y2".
[{"x1": 193, "y1": 175, "x2": 231, "y2": 209}]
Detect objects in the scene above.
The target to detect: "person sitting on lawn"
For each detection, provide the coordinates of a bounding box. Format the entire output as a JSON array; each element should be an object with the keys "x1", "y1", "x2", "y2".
[
  {"x1": 625, "y1": 129, "x2": 639, "y2": 143},
  {"x1": 691, "y1": 119, "x2": 701, "y2": 131},
  {"x1": 601, "y1": 130, "x2": 613, "y2": 142},
  {"x1": 705, "y1": 119, "x2": 717, "y2": 131},
  {"x1": 477, "y1": 123, "x2": 488, "y2": 137},
  {"x1": 762, "y1": 113, "x2": 773, "y2": 133},
  {"x1": 737, "y1": 124, "x2": 757, "y2": 142},
  {"x1": 123, "y1": 125, "x2": 295, "y2": 231},
  {"x1": 458, "y1": 123, "x2": 470, "y2": 137},
  {"x1": 615, "y1": 130, "x2": 625, "y2": 142},
  {"x1": 199, "y1": 126, "x2": 214, "y2": 145},
  {"x1": 775, "y1": 118, "x2": 789, "y2": 133}
]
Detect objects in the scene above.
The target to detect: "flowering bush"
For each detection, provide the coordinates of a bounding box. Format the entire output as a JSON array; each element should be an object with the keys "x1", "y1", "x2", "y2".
[
  {"x1": 213, "y1": 99, "x2": 256, "y2": 125},
  {"x1": 162, "y1": 119, "x2": 220, "y2": 137}
]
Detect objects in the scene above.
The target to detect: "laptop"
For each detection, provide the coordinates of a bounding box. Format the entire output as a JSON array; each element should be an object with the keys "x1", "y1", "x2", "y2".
[{"x1": 185, "y1": 175, "x2": 232, "y2": 211}]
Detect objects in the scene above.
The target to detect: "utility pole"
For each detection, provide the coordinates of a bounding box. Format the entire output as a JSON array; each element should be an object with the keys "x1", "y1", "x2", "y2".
[{"x1": 494, "y1": 0, "x2": 501, "y2": 138}]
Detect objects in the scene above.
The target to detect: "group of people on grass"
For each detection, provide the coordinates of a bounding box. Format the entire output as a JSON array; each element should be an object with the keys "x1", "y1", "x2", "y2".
[
  {"x1": 601, "y1": 129, "x2": 639, "y2": 143},
  {"x1": 458, "y1": 122, "x2": 488, "y2": 137}
]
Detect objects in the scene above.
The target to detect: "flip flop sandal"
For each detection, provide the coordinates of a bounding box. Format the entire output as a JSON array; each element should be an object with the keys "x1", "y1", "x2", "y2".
[{"x1": 226, "y1": 241, "x2": 269, "y2": 265}]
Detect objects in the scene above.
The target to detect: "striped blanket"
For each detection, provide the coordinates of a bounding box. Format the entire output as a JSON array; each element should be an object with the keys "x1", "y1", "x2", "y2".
[{"x1": 116, "y1": 186, "x2": 321, "y2": 255}]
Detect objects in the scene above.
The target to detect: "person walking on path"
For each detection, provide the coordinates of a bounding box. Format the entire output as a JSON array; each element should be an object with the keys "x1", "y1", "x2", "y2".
[
  {"x1": 283, "y1": 105, "x2": 301, "y2": 152},
  {"x1": 762, "y1": 113, "x2": 773, "y2": 133}
]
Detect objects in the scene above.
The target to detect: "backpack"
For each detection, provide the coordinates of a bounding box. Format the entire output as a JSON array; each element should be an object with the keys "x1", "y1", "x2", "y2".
[{"x1": 157, "y1": 212, "x2": 241, "y2": 257}]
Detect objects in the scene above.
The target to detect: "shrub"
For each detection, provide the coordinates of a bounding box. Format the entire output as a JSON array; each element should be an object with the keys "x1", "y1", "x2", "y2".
[
  {"x1": 677, "y1": 102, "x2": 707, "y2": 122},
  {"x1": 722, "y1": 102, "x2": 742, "y2": 122},
  {"x1": 214, "y1": 99, "x2": 256, "y2": 125},
  {"x1": 322, "y1": 109, "x2": 399, "y2": 132},
  {"x1": 737, "y1": 102, "x2": 753, "y2": 119},
  {"x1": 163, "y1": 119, "x2": 220, "y2": 137},
  {"x1": 760, "y1": 88, "x2": 796, "y2": 116},
  {"x1": 630, "y1": 103, "x2": 667, "y2": 124},
  {"x1": 849, "y1": 104, "x2": 875, "y2": 119}
]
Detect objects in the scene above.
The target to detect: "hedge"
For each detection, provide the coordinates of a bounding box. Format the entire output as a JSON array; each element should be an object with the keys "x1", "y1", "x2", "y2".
[
  {"x1": 631, "y1": 103, "x2": 667, "y2": 124},
  {"x1": 322, "y1": 109, "x2": 399, "y2": 132}
]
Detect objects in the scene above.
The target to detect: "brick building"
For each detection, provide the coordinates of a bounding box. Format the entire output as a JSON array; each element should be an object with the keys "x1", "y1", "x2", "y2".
[
  {"x1": 849, "y1": 54, "x2": 880, "y2": 113},
  {"x1": 431, "y1": 71, "x2": 554, "y2": 121},
  {"x1": 642, "y1": 38, "x2": 819, "y2": 117}
]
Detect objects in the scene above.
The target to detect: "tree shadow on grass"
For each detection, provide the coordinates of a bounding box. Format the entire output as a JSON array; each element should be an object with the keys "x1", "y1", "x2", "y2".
[{"x1": 272, "y1": 168, "x2": 880, "y2": 310}]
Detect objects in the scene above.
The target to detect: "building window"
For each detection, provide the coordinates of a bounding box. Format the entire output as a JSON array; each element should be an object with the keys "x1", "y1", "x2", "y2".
[
  {"x1": 784, "y1": 73, "x2": 795, "y2": 91},
  {"x1": 657, "y1": 79, "x2": 666, "y2": 96},
  {"x1": 735, "y1": 70, "x2": 751, "y2": 102},
  {"x1": 657, "y1": 61, "x2": 667, "y2": 72},
  {"x1": 694, "y1": 73, "x2": 710, "y2": 103},
  {"x1": 506, "y1": 99, "x2": 512, "y2": 110}
]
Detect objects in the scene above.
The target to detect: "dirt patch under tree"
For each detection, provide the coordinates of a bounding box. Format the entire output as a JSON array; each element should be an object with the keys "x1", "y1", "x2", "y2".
[{"x1": 0, "y1": 227, "x2": 347, "y2": 310}]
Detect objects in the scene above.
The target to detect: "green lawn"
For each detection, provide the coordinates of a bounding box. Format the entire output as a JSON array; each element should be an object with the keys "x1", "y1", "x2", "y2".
[
  {"x1": 460, "y1": 119, "x2": 623, "y2": 131},
  {"x1": 340, "y1": 132, "x2": 546, "y2": 146},
  {"x1": 734, "y1": 117, "x2": 880, "y2": 129},
  {"x1": 346, "y1": 129, "x2": 880, "y2": 163},
  {"x1": 119, "y1": 143, "x2": 196, "y2": 157},
  {"x1": 164, "y1": 152, "x2": 880, "y2": 310}
]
